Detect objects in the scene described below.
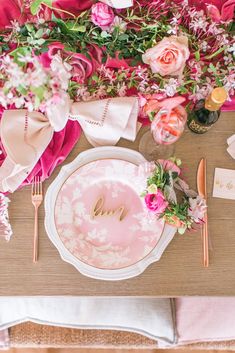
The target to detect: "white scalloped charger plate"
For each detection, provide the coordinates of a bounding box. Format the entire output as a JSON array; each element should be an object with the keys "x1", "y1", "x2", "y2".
[{"x1": 45, "y1": 147, "x2": 176, "y2": 281}]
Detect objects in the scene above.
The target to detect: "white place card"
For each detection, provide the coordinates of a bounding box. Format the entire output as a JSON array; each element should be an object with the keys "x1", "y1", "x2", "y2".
[{"x1": 213, "y1": 168, "x2": 235, "y2": 200}]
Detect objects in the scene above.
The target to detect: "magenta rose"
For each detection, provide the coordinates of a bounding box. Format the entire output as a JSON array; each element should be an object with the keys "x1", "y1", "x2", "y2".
[
  {"x1": 145, "y1": 191, "x2": 168, "y2": 214},
  {"x1": 91, "y1": 2, "x2": 115, "y2": 30},
  {"x1": 38, "y1": 42, "x2": 94, "y2": 84}
]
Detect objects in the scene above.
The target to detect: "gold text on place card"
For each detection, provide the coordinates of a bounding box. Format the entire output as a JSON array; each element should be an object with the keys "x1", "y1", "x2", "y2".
[
  {"x1": 91, "y1": 197, "x2": 128, "y2": 221},
  {"x1": 213, "y1": 168, "x2": 235, "y2": 200}
]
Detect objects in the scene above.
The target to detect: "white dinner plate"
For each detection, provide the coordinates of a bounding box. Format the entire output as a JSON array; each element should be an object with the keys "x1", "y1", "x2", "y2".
[{"x1": 45, "y1": 147, "x2": 176, "y2": 280}]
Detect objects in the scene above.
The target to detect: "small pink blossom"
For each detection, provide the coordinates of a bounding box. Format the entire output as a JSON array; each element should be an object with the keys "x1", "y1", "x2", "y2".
[
  {"x1": 145, "y1": 191, "x2": 169, "y2": 214},
  {"x1": 188, "y1": 196, "x2": 207, "y2": 223},
  {"x1": 91, "y1": 2, "x2": 115, "y2": 30}
]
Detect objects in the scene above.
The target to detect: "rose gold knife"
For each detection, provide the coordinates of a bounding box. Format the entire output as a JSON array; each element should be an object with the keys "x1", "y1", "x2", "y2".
[{"x1": 197, "y1": 158, "x2": 209, "y2": 267}]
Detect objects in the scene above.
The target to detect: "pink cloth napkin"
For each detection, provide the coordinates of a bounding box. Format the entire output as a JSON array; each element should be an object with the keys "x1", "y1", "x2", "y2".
[
  {"x1": 0, "y1": 109, "x2": 81, "y2": 187},
  {"x1": 176, "y1": 297, "x2": 235, "y2": 344},
  {"x1": 0, "y1": 97, "x2": 138, "y2": 193},
  {"x1": 22, "y1": 120, "x2": 81, "y2": 186},
  {"x1": 0, "y1": 329, "x2": 9, "y2": 349}
]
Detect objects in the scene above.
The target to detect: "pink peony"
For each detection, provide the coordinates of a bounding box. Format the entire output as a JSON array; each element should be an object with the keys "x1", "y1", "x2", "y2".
[
  {"x1": 91, "y1": 2, "x2": 115, "y2": 30},
  {"x1": 142, "y1": 36, "x2": 190, "y2": 77},
  {"x1": 145, "y1": 191, "x2": 168, "y2": 214}
]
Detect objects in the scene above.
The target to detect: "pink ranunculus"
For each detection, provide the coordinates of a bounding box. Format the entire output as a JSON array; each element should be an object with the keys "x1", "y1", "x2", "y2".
[
  {"x1": 158, "y1": 159, "x2": 181, "y2": 175},
  {"x1": 91, "y1": 2, "x2": 115, "y2": 30},
  {"x1": 142, "y1": 36, "x2": 190, "y2": 77},
  {"x1": 145, "y1": 191, "x2": 168, "y2": 214}
]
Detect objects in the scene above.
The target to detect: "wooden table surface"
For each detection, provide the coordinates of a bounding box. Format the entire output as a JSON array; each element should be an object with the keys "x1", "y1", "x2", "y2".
[{"x1": 1, "y1": 111, "x2": 235, "y2": 296}]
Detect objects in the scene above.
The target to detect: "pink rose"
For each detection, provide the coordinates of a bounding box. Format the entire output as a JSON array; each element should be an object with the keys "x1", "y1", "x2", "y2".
[
  {"x1": 38, "y1": 42, "x2": 94, "y2": 84},
  {"x1": 91, "y1": 2, "x2": 115, "y2": 30},
  {"x1": 142, "y1": 36, "x2": 190, "y2": 77},
  {"x1": 145, "y1": 191, "x2": 168, "y2": 214}
]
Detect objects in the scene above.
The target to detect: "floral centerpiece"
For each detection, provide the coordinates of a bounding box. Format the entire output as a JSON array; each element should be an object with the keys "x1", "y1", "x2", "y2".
[
  {"x1": 0, "y1": 0, "x2": 234, "y2": 116},
  {"x1": 141, "y1": 159, "x2": 207, "y2": 234}
]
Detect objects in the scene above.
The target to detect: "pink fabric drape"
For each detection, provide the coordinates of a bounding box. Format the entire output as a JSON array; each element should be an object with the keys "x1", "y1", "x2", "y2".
[{"x1": 0, "y1": 0, "x2": 94, "y2": 29}]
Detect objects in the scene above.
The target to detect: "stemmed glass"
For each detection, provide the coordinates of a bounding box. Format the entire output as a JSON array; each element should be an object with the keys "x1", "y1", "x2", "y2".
[{"x1": 139, "y1": 105, "x2": 187, "y2": 161}]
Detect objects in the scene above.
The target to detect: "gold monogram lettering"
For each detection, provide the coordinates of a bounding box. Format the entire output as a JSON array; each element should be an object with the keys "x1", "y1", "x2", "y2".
[{"x1": 91, "y1": 197, "x2": 127, "y2": 221}]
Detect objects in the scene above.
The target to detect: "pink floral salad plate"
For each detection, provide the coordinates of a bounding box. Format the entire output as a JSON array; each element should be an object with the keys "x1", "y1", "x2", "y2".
[{"x1": 45, "y1": 147, "x2": 176, "y2": 280}]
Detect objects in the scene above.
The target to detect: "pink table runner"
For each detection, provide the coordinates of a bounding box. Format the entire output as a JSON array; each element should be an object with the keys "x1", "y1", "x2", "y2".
[{"x1": 176, "y1": 297, "x2": 235, "y2": 344}]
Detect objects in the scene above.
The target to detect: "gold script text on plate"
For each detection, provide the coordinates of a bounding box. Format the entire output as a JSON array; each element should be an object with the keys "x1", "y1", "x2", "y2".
[{"x1": 91, "y1": 196, "x2": 127, "y2": 221}]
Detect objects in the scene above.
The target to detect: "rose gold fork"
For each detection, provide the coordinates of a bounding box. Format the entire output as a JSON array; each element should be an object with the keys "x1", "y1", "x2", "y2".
[{"x1": 31, "y1": 176, "x2": 43, "y2": 263}]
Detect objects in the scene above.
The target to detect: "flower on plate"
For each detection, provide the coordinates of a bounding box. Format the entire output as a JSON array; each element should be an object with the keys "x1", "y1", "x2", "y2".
[
  {"x1": 91, "y1": 2, "x2": 115, "y2": 30},
  {"x1": 188, "y1": 196, "x2": 207, "y2": 223},
  {"x1": 145, "y1": 191, "x2": 169, "y2": 214},
  {"x1": 142, "y1": 36, "x2": 190, "y2": 77}
]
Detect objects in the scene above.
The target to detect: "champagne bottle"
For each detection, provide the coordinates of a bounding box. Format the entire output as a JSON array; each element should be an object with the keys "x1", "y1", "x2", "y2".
[{"x1": 187, "y1": 87, "x2": 227, "y2": 134}]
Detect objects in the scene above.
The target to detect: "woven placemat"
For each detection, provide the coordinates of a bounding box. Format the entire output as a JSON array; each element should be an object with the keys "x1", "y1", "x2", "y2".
[
  {"x1": 10, "y1": 322, "x2": 235, "y2": 350},
  {"x1": 9, "y1": 322, "x2": 157, "y2": 348}
]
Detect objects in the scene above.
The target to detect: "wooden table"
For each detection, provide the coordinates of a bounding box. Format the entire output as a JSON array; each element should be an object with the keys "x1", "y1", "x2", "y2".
[{"x1": 1, "y1": 112, "x2": 235, "y2": 296}]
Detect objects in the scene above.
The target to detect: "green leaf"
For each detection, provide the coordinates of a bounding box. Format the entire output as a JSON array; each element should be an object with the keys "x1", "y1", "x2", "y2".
[
  {"x1": 194, "y1": 50, "x2": 200, "y2": 62},
  {"x1": 91, "y1": 74, "x2": 99, "y2": 82},
  {"x1": 209, "y1": 63, "x2": 217, "y2": 73},
  {"x1": 30, "y1": 0, "x2": 42, "y2": 15},
  {"x1": 37, "y1": 38, "x2": 46, "y2": 45},
  {"x1": 205, "y1": 47, "x2": 225, "y2": 59},
  {"x1": 140, "y1": 191, "x2": 147, "y2": 197},
  {"x1": 118, "y1": 34, "x2": 129, "y2": 41},
  {"x1": 17, "y1": 85, "x2": 27, "y2": 95},
  {"x1": 30, "y1": 0, "x2": 52, "y2": 15},
  {"x1": 30, "y1": 86, "x2": 45, "y2": 100},
  {"x1": 34, "y1": 95, "x2": 41, "y2": 110},
  {"x1": 10, "y1": 47, "x2": 31, "y2": 66},
  {"x1": 25, "y1": 23, "x2": 34, "y2": 32},
  {"x1": 178, "y1": 85, "x2": 188, "y2": 94},
  {"x1": 100, "y1": 31, "x2": 111, "y2": 38},
  {"x1": 76, "y1": 25, "x2": 86, "y2": 32},
  {"x1": 35, "y1": 28, "x2": 44, "y2": 38}
]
